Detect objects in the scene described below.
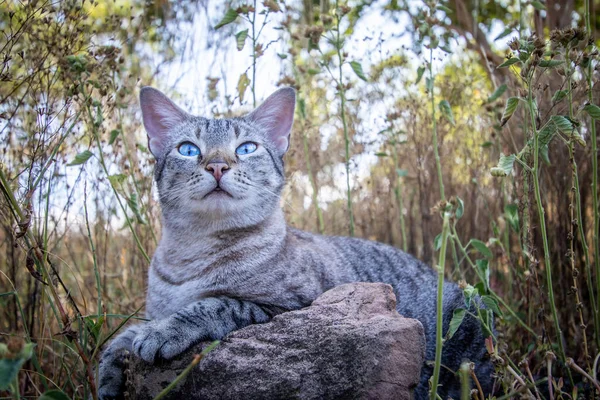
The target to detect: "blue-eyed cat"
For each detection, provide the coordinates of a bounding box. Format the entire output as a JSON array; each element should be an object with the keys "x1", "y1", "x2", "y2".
[{"x1": 97, "y1": 87, "x2": 494, "y2": 400}]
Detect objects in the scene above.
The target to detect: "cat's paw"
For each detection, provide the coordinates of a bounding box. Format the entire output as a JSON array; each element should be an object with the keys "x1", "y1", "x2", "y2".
[
  {"x1": 97, "y1": 325, "x2": 140, "y2": 400},
  {"x1": 97, "y1": 346, "x2": 130, "y2": 400},
  {"x1": 131, "y1": 321, "x2": 192, "y2": 363}
]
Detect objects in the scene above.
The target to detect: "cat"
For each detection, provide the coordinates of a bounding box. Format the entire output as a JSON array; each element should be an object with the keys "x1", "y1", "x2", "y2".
[{"x1": 97, "y1": 87, "x2": 494, "y2": 400}]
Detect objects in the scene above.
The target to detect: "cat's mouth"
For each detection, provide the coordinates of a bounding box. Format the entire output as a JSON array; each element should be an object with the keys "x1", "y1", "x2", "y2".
[{"x1": 205, "y1": 186, "x2": 234, "y2": 198}]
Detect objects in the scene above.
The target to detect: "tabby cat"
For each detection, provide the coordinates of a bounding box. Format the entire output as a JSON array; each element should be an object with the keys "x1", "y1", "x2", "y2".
[{"x1": 97, "y1": 87, "x2": 493, "y2": 399}]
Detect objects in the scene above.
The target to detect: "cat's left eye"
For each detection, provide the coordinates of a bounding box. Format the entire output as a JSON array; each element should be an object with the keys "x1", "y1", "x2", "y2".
[{"x1": 236, "y1": 142, "x2": 258, "y2": 155}]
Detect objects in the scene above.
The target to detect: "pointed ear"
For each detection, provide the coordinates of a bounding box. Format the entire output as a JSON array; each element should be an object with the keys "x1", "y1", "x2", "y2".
[
  {"x1": 246, "y1": 87, "x2": 296, "y2": 156},
  {"x1": 139, "y1": 86, "x2": 189, "y2": 157}
]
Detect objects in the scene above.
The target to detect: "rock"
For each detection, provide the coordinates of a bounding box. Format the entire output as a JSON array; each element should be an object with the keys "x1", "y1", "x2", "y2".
[{"x1": 126, "y1": 282, "x2": 426, "y2": 400}]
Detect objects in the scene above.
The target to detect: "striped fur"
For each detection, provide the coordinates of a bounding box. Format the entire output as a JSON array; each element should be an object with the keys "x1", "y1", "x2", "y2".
[{"x1": 98, "y1": 88, "x2": 493, "y2": 400}]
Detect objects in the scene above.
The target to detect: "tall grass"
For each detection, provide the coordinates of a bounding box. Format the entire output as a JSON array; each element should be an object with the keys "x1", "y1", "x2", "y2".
[{"x1": 0, "y1": 0, "x2": 599, "y2": 399}]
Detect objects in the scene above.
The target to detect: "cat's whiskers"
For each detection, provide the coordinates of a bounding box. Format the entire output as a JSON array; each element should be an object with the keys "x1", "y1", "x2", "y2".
[{"x1": 240, "y1": 179, "x2": 302, "y2": 217}]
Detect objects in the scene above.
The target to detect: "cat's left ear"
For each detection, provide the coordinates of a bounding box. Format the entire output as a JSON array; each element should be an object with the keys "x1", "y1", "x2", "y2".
[{"x1": 246, "y1": 87, "x2": 296, "y2": 156}]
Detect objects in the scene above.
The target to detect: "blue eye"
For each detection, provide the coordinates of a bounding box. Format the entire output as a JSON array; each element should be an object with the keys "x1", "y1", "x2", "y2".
[
  {"x1": 178, "y1": 142, "x2": 201, "y2": 157},
  {"x1": 236, "y1": 142, "x2": 257, "y2": 155}
]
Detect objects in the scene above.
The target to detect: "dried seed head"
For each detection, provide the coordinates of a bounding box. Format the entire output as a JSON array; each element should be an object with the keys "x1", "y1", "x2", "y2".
[{"x1": 508, "y1": 37, "x2": 520, "y2": 51}]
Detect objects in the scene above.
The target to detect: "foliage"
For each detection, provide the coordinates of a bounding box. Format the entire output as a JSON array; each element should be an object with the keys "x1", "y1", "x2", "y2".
[{"x1": 0, "y1": 0, "x2": 599, "y2": 398}]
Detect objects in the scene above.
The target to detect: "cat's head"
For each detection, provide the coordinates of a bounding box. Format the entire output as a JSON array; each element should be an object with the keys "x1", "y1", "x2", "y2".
[{"x1": 139, "y1": 87, "x2": 295, "y2": 227}]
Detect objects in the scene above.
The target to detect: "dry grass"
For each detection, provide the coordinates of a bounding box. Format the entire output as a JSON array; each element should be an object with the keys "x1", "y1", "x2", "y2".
[{"x1": 0, "y1": 0, "x2": 599, "y2": 398}]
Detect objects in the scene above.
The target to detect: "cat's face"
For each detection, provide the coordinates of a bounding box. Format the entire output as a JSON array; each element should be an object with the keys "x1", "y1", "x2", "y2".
[{"x1": 139, "y1": 87, "x2": 295, "y2": 227}]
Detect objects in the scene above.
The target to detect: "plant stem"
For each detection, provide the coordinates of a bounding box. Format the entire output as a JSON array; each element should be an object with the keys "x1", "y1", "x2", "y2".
[
  {"x1": 391, "y1": 143, "x2": 407, "y2": 251},
  {"x1": 302, "y1": 126, "x2": 325, "y2": 234},
  {"x1": 82, "y1": 87, "x2": 151, "y2": 264},
  {"x1": 152, "y1": 341, "x2": 219, "y2": 400},
  {"x1": 84, "y1": 183, "x2": 103, "y2": 318},
  {"x1": 0, "y1": 167, "x2": 98, "y2": 400},
  {"x1": 564, "y1": 47, "x2": 593, "y2": 364},
  {"x1": 584, "y1": 0, "x2": 600, "y2": 334},
  {"x1": 566, "y1": 358, "x2": 600, "y2": 395},
  {"x1": 251, "y1": 0, "x2": 257, "y2": 108},
  {"x1": 334, "y1": 1, "x2": 355, "y2": 236},
  {"x1": 459, "y1": 363, "x2": 470, "y2": 400},
  {"x1": 450, "y1": 226, "x2": 538, "y2": 337},
  {"x1": 117, "y1": 108, "x2": 158, "y2": 245},
  {"x1": 430, "y1": 211, "x2": 450, "y2": 400},
  {"x1": 429, "y1": 48, "x2": 445, "y2": 201},
  {"x1": 526, "y1": 76, "x2": 570, "y2": 378}
]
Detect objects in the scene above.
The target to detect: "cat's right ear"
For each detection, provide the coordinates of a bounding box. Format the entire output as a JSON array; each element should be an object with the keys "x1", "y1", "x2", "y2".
[{"x1": 139, "y1": 87, "x2": 189, "y2": 157}]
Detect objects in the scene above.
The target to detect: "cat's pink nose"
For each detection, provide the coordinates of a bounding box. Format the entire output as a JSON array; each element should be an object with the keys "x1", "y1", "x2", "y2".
[{"x1": 205, "y1": 161, "x2": 230, "y2": 182}]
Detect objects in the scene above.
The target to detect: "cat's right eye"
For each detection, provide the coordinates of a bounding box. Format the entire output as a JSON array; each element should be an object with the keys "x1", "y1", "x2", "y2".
[{"x1": 178, "y1": 142, "x2": 201, "y2": 157}]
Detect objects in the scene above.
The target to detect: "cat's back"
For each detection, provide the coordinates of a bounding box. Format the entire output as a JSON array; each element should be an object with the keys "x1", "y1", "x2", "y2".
[
  {"x1": 288, "y1": 229, "x2": 459, "y2": 328},
  {"x1": 288, "y1": 227, "x2": 437, "y2": 285}
]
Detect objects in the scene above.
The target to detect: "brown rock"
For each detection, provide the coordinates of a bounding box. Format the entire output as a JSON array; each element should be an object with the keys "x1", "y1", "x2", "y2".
[{"x1": 127, "y1": 282, "x2": 425, "y2": 400}]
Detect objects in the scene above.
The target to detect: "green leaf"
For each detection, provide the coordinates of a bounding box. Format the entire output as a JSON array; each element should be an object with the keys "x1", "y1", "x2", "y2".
[
  {"x1": 298, "y1": 98, "x2": 306, "y2": 119},
  {"x1": 474, "y1": 282, "x2": 486, "y2": 296},
  {"x1": 500, "y1": 97, "x2": 520, "y2": 126},
  {"x1": 481, "y1": 141, "x2": 493, "y2": 148},
  {"x1": 0, "y1": 359, "x2": 23, "y2": 390},
  {"x1": 425, "y1": 77, "x2": 433, "y2": 91},
  {"x1": 67, "y1": 150, "x2": 94, "y2": 166},
  {"x1": 482, "y1": 295, "x2": 503, "y2": 316},
  {"x1": 349, "y1": 61, "x2": 368, "y2": 81},
  {"x1": 0, "y1": 343, "x2": 34, "y2": 390},
  {"x1": 439, "y1": 100, "x2": 455, "y2": 126},
  {"x1": 436, "y1": 4, "x2": 453, "y2": 13},
  {"x1": 415, "y1": 66, "x2": 425, "y2": 84},
  {"x1": 396, "y1": 168, "x2": 408, "y2": 177},
  {"x1": 583, "y1": 104, "x2": 600, "y2": 120},
  {"x1": 550, "y1": 115, "x2": 574, "y2": 133},
  {"x1": 539, "y1": 59, "x2": 563, "y2": 68},
  {"x1": 108, "y1": 174, "x2": 127, "y2": 195},
  {"x1": 463, "y1": 284, "x2": 479, "y2": 307},
  {"x1": 494, "y1": 28, "x2": 513, "y2": 42},
  {"x1": 374, "y1": 152, "x2": 388, "y2": 157},
  {"x1": 471, "y1": 239, "x2": 492, "y2": 259},
  {"x1": 531, "y1": 0, "x2": 546, "y2": 10},
  {"x1": 429, "y1": 36, "x2": 439, "y2": 49},
  {"x1": 109, "y1": 129, "x2": 120, "y2": 145},
  {"x1": 439, "y1": 45, "x2": 452, "y2": 54},
  {"x1": 504, "y1": 204, "x2": 520, "y2": 232},
  {"x1": 552, "y1": 90, "x2": 568, "y2": 103},
  {"x1": 214, "y1": 8, "x2": 239, "y2": 29},
  {"x1": 277, "y1": 53, "x2": 288, "y2": 59},
  {"x1": 446, "y1": 308, "x2": 466, "y2": 340},
  {"x1": 456, "y1": 197, "x2": 464, "y2": 219},
  {"x1": 491, "y1": 153, "x2": 516, "y2": 177},
  {"x1": 39, "y1": 390, "x2": 71, "y2": 400},
  {"x1": 65, "y1": 54, "x2": 88, "y2": 74},
  {"x1": 237, "y1": 72, "x2": 250, "y2": 103},
  {"x1": 538, "y1": 121, "x2": 557, "y2": 147},
  {"x1": 108, "y1": 174, "x2": 126, "y2": 186},
  {"x1": 540, "y1": 144, "x2": 550, "y2": 165},
  {"x1": 498, "y1": 58, "x2": 521, "y2": 68},
  {"x1": 434, "y1": 233, "x2": 442, "y2": 251},
  {"x1": 476, "y1": 259, "x2": 490, "y2": 292},
  {"x1": 235, "y1": 29, "x2": 249, "y2": 51},
  {"x1": 84, "y1": 315, "x2": 105, "y2": 342},
  {"x1": 486, "y1": 84, "x2": 507, "y2": 103},
  {"x1": 127, "y1": 193, "x2": 146, "y2": 225}
]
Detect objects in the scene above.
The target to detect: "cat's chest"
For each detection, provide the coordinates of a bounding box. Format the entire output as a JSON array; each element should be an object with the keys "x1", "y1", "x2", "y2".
[
  {"x1": 146, "y1": 271, "x2": 211, "y2": 318},
  {"x1": 145, "y1": 246, "x2": 274, "y2": 318}
]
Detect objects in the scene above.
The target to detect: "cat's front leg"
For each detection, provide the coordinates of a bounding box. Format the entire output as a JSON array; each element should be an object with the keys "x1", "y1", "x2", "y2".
[
  {"x1": 97, "y1": 324, "x2": 143, "y2": 400},
  {"x1": 131, "y1": 296, "x2": 271, "y2": 363}
]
